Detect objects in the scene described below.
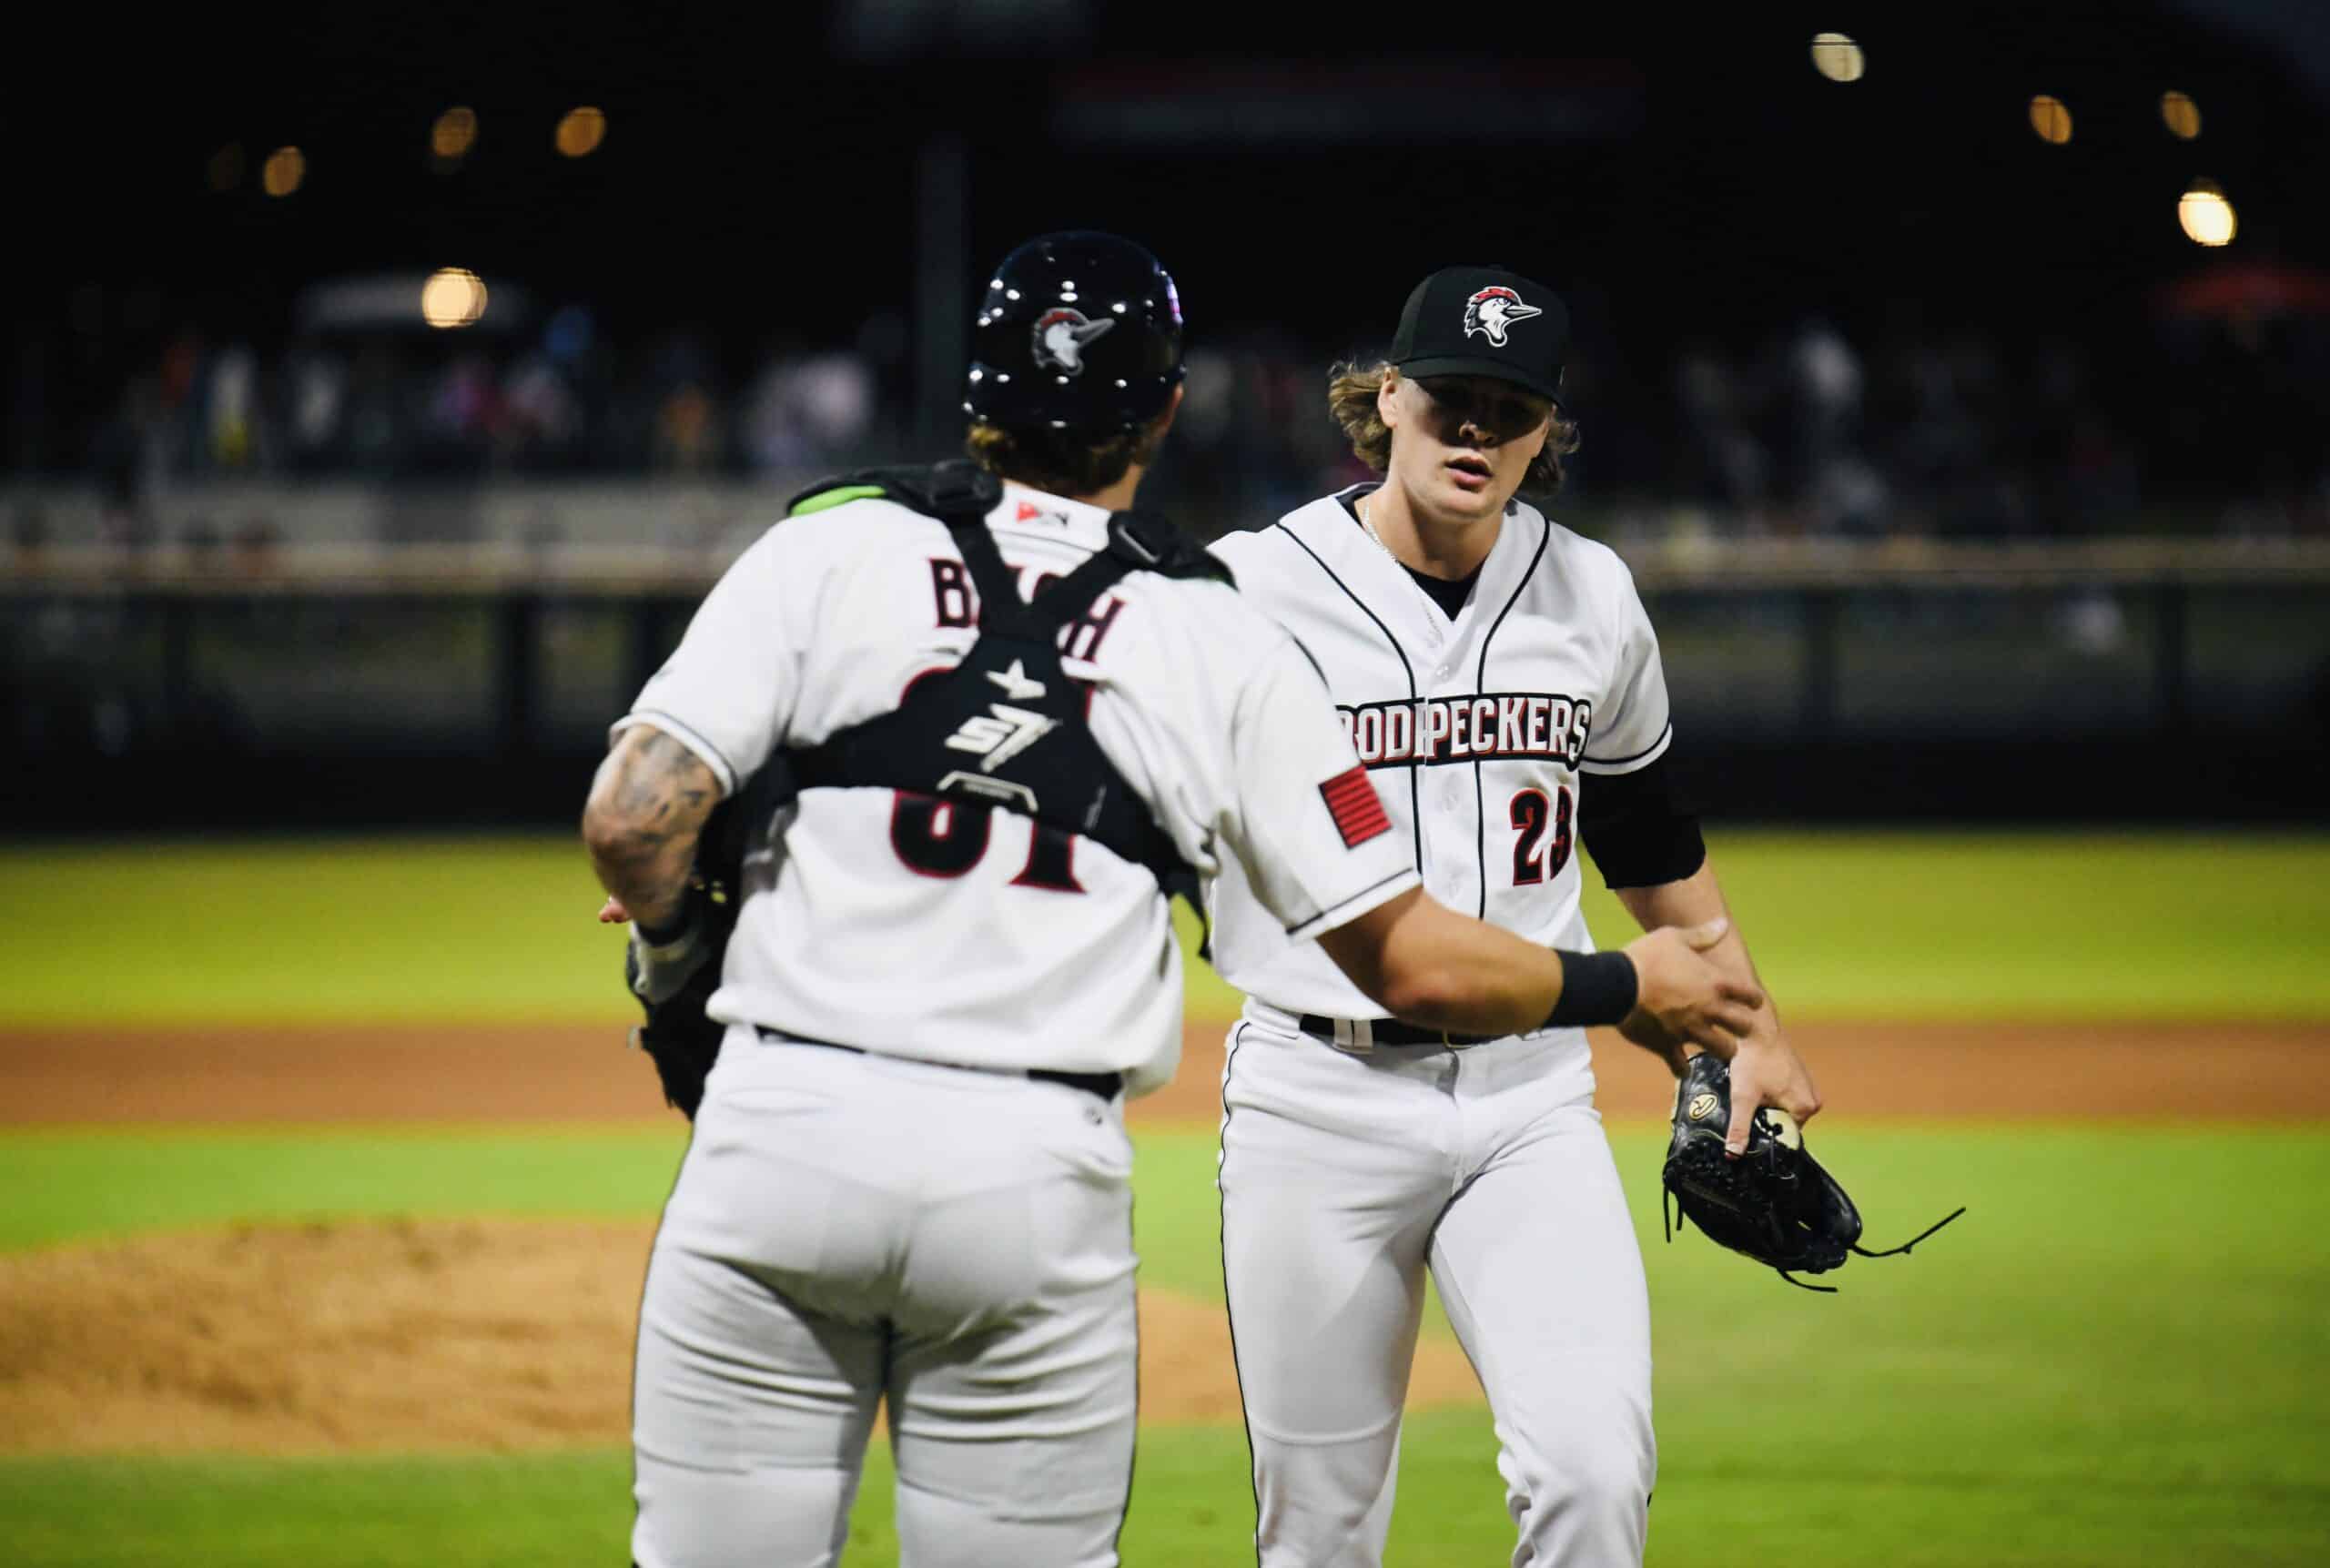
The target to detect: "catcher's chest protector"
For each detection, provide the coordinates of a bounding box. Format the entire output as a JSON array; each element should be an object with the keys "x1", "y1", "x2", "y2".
[{"x1": 782, "y1": 461, "x2": 1226, "y2": 898}]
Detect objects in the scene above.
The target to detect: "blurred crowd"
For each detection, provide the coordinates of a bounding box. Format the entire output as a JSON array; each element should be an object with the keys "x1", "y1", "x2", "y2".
[
  {"x1": 1636, "y1": 311, "x2": 2329, "y2": 544},
  {"x1": 69, "y1": 308, "x2": 900, "y2": 494},
  {"x1": 14, "y1": 297, "x2": 2328, "y2": 546}
]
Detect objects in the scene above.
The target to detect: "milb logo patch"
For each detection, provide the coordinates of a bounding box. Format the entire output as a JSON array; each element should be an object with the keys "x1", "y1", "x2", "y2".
[{"x1": 1319, "y1": 766, "x2": 1393, "y2": 848}]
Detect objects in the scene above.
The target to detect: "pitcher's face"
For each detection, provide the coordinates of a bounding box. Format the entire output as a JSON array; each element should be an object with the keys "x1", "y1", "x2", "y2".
[{"x1": 1380, "y1": 372, "x2": 1551, "y2": 521}]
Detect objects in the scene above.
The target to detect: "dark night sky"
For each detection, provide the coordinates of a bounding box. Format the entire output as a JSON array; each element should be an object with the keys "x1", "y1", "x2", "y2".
[{"x1": 12, "y1": 2, "x2": 2325, "y2": 376}]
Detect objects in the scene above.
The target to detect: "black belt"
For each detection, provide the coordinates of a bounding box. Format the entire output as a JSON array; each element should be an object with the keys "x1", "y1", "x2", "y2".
[
  {"x1": 1298, "y1": 1014, "x2": 1496, "y2": 1048},
  {"x1": 755, "y1": 1026, "x2": 1123, "y2": 1100}
]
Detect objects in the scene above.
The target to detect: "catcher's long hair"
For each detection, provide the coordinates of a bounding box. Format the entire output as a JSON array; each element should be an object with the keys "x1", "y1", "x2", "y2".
[
  {"x1": 1327, "y1": 361, "x2": 1580, "y2": 499},
  {"x1": 964, "y1": 410, "x2": 1171, "y2": 500}
]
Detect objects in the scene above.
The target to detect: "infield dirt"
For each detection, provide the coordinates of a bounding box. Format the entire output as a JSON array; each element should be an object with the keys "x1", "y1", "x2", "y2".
[
  {"x1": 4, "y1": 1016, "x2": 2315, "y2": 1457},
  {"x1": 4, "y1": 1017, "x2": 2320, "y2": 1126},
  {"x1": 0, "y1": 1217, "x2": 1476, "y2": 1453}
]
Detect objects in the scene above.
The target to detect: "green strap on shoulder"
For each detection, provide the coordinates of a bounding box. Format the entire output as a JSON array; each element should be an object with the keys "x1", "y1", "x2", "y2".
[{"x1": 787, "y1": 484, "x2": 887, "y2": 518}]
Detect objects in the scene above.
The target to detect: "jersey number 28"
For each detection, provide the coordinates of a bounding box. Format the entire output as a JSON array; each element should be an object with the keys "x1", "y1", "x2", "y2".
[{"x1": 1509, "y1": 786, "x2": 1574, "y2": 885}]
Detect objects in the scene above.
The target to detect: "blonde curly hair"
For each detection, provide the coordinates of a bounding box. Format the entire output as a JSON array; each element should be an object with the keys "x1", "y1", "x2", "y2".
[{"x1": 1326, "y1": 361, "x2": 1580, "y2": 498}]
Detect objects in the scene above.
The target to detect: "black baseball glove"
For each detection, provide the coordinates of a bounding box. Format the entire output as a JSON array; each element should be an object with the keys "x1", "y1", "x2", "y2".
[
  {"x1": 624, "y1": 880, "x2": 731, "y2": 1120},
  {"x1": 1660, "y1": 1051, "x2": 1963, "y2": 1291},
  {"x1": 623, "y1": 760, "x2": 791, "y2": 1119}
]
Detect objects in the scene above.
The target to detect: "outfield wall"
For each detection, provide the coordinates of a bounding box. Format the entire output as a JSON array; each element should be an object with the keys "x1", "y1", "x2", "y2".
[{"x1": 9, "y1": 535, "x2": 2329, "y2": 828}]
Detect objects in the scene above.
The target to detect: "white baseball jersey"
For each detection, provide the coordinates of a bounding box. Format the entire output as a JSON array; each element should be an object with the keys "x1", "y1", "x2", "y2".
[
  {"x1": 615, "y1": 481, "x2": 1419, "y2": 1095},
  {"x1": 1207, "y1": 483, "x2": 1674, "y2": 1019}
]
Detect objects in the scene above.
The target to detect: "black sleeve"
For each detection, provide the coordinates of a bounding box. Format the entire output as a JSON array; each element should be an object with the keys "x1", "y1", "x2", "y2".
[{"x1": 1577, "y1": 751, "x2": 1707, "y2": 890}]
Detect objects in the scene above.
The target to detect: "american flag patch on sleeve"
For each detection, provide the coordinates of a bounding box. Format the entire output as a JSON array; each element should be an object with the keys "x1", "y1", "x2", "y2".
[{"x1": 1319, "y1": 766, "x2": 1392, "y2": 848}]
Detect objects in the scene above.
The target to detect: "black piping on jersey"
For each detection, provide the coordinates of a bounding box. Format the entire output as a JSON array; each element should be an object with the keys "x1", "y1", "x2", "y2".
[
  {"x1": 1216, "y1": 1022, "x2": 1263, "y2": 1565},
  {"x1": 1282, "y1": 865, "x2": 1415, "y2": 939},
  {"x1": 1282, "y1": 629, "x2": 1331, "y2": 689},
  {"x1": 1271, "y1": 521, "x2": 1425, "y2": 880},
  {"x1": 1581, "y1": 718, "x2": 1674, "y2": 773},
  {"x1": 624, "y1": 708, "x2": 740, "y2": 795},
  {"x1": 1471, "y1": 514, "x2": 1550, "y2": 918}
]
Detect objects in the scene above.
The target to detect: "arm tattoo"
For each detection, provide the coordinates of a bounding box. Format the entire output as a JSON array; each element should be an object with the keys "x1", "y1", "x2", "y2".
[{"x1": 582, "y1": 727, "x2": 724, "y2": 929}]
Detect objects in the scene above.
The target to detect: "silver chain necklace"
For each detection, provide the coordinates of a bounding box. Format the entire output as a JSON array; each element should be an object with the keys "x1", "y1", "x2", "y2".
[
  {"x1": 1357, "y1": 491, "x2": 1458, "y2": 627},
  {"x1": 1356, "y1": 491, "x2": 1404, "y2": 561}
]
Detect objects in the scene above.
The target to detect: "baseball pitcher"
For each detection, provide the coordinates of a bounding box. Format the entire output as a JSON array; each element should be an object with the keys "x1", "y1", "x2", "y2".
[{"x1": 1206, "y1": 266, "x2": 1824, "y2": 1566}]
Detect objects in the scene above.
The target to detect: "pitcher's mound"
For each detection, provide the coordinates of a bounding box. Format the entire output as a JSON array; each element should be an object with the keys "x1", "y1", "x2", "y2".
[{"x1": 0, "y1": 1218, "x2": 1484, "y2": 1454}]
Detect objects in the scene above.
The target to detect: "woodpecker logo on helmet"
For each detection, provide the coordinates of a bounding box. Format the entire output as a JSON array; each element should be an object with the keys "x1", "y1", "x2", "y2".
[
  {"x1": 1462, "y1": 287, "x2": 1544, "y2": 348},
  {"x1": 1031, "y1": 308, "x2": 1115, "y2": 376}
]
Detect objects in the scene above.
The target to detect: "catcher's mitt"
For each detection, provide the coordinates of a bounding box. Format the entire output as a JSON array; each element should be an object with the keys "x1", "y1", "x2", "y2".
[
  {"x1": 1661, "y1": 1052, "x2": 1963, "y2": 1291},
  {"x1": 625, "y1": 883, "x2": 729, "y2": 1120},
  {"x1": 623, "y1": 758, "x2": 792, "y2": 1119}
]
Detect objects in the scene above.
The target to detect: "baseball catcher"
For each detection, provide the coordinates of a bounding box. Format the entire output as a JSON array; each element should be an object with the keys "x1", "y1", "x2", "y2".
[
  {"x1": 1662, "y1": 1051, "x2": 1964, "y2": 1291},
  {"x1": 615, "y1": 455, "x2": 1224, "y2": 1119}
]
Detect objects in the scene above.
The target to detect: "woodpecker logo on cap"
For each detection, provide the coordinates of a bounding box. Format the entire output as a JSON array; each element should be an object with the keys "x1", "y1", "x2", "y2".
[
  {"x1": 1032, "y1": 309, "x2": 1115, "y2": 376},
  {"x1": 1462, "y1": 287, "x2": 1544, "y2": 348}
]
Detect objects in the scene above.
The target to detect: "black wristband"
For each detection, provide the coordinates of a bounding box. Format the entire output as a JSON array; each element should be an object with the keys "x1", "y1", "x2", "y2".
[{"x1": 1544, "y1": 950, "x2": 1639, "y2": 1029}]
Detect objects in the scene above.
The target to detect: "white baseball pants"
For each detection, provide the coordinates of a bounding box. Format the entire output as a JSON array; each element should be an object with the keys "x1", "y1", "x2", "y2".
[
  {"x1": 632, "y1": 1030, "x2": 1139, "y2": 1568},
  {"x1": 1219, "y1": 1010, "x2": 1656, "y2": 1567}
]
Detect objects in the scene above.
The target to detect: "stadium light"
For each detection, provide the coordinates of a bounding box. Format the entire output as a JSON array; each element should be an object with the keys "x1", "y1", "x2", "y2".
[
  {"x1": 262, "y1": 147, "x2": 306, "y2": 198},
  {"x1": 2161, "y1": 91, "x2": 2201, "y2": 140},
  {"x1": 1809, "y1": 33, "x2": 1864, "y2": 83},
  {"x1": 421, "y1": 268, "x2": 490, "y2": 329},
  {"x1": 2029, "y1": 96, "x2": 2072, "y2": 145},
  {"x1": 2178, "y1": 179, "x2": 2235, "y2": 247},
  {"x1": 432, "y1": 106, "x2": 479, "y2": 160},
  {"x1": 555, "y1": 106, "x2": 607, "y2": 158}
]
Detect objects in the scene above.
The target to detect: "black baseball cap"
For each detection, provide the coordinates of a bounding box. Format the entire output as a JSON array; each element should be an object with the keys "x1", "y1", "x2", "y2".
[{"x1": 1389, "y1": 265, "x2": 1569, "y2": 407}]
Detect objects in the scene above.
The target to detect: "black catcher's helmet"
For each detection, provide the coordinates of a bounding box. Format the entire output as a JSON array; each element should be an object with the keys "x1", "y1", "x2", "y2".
[{"x1": 964, "y1": 231, "x2": 1185, "y2": 435}]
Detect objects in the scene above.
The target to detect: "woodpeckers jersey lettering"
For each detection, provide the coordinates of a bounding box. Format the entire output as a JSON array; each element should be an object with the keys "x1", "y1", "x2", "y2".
[
  {"x1": 1205, "y1": 484, "x2": 1674, "y2": 1022},
  {"x1": 614, "y1": 482, "x2": 1420, "y2": 1095}
]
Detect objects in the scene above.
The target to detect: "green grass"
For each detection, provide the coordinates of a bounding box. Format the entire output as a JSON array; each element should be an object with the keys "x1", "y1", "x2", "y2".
[
  {"x1": 5, "y1": 830, "x2": 2327, "y2": 1562},
  {"x1": 3, "y1": 837, "x2": 631, "y2": 1027},
  {"x1": 10, "y1": 1414, "x2": 2324, "y2": 1568},
  {"x1": 5, "y1": 1122, "x2": 2326, "y2": 1564},
  {"x1": 8, "y1": 831, "x2": 2330, "y2": 1026},
  {"x1": 1622, "y1": 832, "x2": 2330, "y2": 1020},
  {"x1": 0, "y1": 1127, "x2": 689, "y2": 1251}
]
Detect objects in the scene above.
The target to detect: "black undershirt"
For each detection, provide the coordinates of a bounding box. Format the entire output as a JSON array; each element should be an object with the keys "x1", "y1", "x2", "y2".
[
  {"x1": 1578, "y1": 760, "x2": 1708, "y2": 889},
  {"x1": 1404, "y1": 561, "x2": 1480, "y2": 620},
  {"x1": 1337, "y1": 489, "x2": 1480, "y2": 621},
  {"x1": 1334, "y1": 487, "x2": 1706, "y2": 886}
]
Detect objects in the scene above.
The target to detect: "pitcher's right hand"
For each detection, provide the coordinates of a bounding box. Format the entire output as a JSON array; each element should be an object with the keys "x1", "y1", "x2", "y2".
[{"x1": 1620, "y1": 918, "x2": 1764, "y2": 1056}]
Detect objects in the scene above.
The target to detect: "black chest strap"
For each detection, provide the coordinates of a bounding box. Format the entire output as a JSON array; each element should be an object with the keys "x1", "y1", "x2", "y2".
[{"x1": 785, "y1": 464, "x2": 1230, "y2": 895}]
